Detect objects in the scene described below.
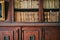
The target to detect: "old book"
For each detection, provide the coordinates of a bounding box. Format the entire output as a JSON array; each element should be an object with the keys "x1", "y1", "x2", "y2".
[
  {"x1": 49, "y1": 11, "x2": 59, "y2": 22},
  {"x1": 15, "y1": 12, "x2": 21, "y2": 22},
  {"x1": 34, "y1": 12, "x2": 39, "y2": 22},
  {"x1": 24, "y1": 0, "x2": 28, "y2": 8},
  {"x1": 15, "y1": 0, "x2": 18, "y2": 8},
  {"x1": 54, "y1": 0, "x2": 59, "y2": 8},
  {"x1": 17, "y1": 0, "x2": 21, "y2": 8},
  {"x1": 47, "y1": 11, "x2": 50, "y2": 22},
  {"x1": 20, "y1": 0, "x2": 25, "y2": 8},
  {"x1": 24, "y1": 12, "x2": 28, "y2": 22},
  {"x1": 31, "y1": 0, "x2": 38, "y2": 8},
  {"x1": 46, "y1": 0, "x2": 49, "y2": 8},
  {"x1": 31, "y1": 12, "x2": 35, "y2": 22},
  {"x1": 44, "y1": 12, "x2": 49, "y2": 22},
  {"x1": 20, "y1": 12, "x2": 24, "y2": 22},
  {"x1": 27, "y1": 0, "x2": 32, "y2": 8},
  {"x1": 51, "y1": 0, "x2": 55, "y2": 8},
  {"x1": 27, "y1": 12, "x2": 32, "y2": 22}
]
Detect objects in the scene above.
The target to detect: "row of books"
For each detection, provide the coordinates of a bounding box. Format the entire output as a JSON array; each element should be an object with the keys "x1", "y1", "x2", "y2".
[
  {"x1": 14, "y1": 12, "x2": 39, "y2": 22},
  {"x1": 14, "y1": 11, "x2": 60, "y2": 22},
  {"x1": 43, "y1": 0, "x2": 59, "y2": 8},
  {"x1": 14, "y1": 0, "x2": 39, "y2": 9},
  {"x1": 44, "y1": 11, "x2": 59, "y2": 22}
]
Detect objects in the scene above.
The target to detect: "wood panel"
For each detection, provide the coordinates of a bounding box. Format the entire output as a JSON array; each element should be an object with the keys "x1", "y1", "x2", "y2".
[
  {"x1": 45, "y1": 27, "x2": 60, "y2": 40},
  {"x1": 0, "y1": 31, "x2": 13, "y2": 40},
  {"x1": 0, "y1": 27, "x2": 21, "y2": 40},
  {"x1": 22, "y1": 27, "x2": 42, "y2": 40}
]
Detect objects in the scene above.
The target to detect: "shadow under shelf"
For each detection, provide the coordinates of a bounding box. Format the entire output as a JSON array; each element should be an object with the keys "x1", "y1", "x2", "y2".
[
  {"x1": 14, "y1": 8, "x2": 39, "y2": 12},
  {"x1": 43, "y1": 8, "x2": 60, "y2": 12}
]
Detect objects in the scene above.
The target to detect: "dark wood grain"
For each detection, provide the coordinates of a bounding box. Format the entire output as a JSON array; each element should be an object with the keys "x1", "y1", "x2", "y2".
[
  {"x1": 0, "y1": 27, "x2": 21, "y2": 40},
  {"x1": 22, "y1": 27, "x2": 42, "y2": 40}
]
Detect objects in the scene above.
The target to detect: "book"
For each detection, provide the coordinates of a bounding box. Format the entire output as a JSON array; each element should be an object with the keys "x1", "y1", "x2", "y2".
[
  {"x1": 24, "y1": 0, "x2": 28, "y2": 8},
  {"x1": 34, "y1": 12, "x2": 39, "y2": 22},
  {"x1": 27, "y1": 0, "x2": 32, "y2": 8},
  {"x1": 49, "y1": 11, "x2": 59, "y2": 22},
  {"x1": 54, "y1": 0, "x2": 59, "y2": 8},
  {"x1": 31, "y1": 0, "x2": 38, "y2": 8},
  {"x1": 17, "y1": 0, "x2": 21, "y2": 9},
  {"x1": 14, "y1": 0, "x2": 18, "y2": 8},
  {"x1": 44, "y1": 11, "x2": 59, "y2": 22},
  {"x1": 43, "y1": 0, "x2": 60, "y2": 8},
  {"x1": 20, "y1": 12, "x2": 24, "y2": 22},
  {"x1": 44, "y1": 12, "x2": 49, "y2": 22},
  {"x1": 20, "y1": 0, "x2": 25, "y2": 8},
  {"x1": 15, "y1": 12, "x2": 21, "y2": 22}
]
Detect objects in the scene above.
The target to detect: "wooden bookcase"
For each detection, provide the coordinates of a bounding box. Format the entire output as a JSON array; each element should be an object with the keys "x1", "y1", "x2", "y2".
[{"x1": 0, "y1": 0, "x2": 60, "y2": 40}]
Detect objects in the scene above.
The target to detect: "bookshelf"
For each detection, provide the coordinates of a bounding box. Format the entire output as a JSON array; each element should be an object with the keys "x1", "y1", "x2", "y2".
[
  {"x1": 43, "y1": 0, "x2": 60, "y2": 22},
  {"x1": 0, "y1": 0, "x2": 60, "y2": 40},
  {"x1": 14, "y1": 0, "x2": 41, "y2": 22},
  {"x1": 13, "y1": 0, "x2": 60, "y2": 23}
]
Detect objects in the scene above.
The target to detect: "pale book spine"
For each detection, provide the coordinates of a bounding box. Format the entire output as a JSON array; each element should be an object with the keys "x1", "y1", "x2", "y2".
[
  {"x1": 29, "y1": 12, "x2": 31, "y2": 22},
  {"x1": 54, "y1": 0, "x2": 59, "y2": 8},
  {"x1": 28, "y1": 12, "x2": 32, "y2": 22},
  {"x1": 17, "y1": 0, "x2": 20, "y2": 8},
  {"x1": 48, "y1": 0, "x2": 50, "y2": 8},
  {"x1": 23, "y1": 12, "x2": 28, "y2": 22},
  {"x1": 15, "y1": 12, "x2": 21, "y2": 22},
  {"x1": 57, "y1": 12, "x2": 59, "y2": 22},
  {"x1": 20, "y1": 0, "x2": 24, "y2": 8},
  {"x1": 21, "y1": 12, "x2": 24, "y2": 22},
  {"x1": 15, "y1": 0, "x2": 18, "y2": 8},
  {"x1": 49, "y1": 11, "x2": 54, "y2": 22},
  {"x1": 50, "y1": 0, "x2": 54, "y2": 8},
  {"x1": 32, "y1": 12, "x2": 35, "y2": 22},
  {"x1": 52, "y1": 12, "x2": 57, "y2": 22},
  {"x1": 53, "y1": 0, "x2": 55, "y2": 8},
  {"x1": 24, "y1": 0, "x2": 28, "y2": 8},
  {"x1": 44, "y1": 12, "x2": 48, "y2": 22},
  {"x1": 34, "y1": 12, "x2": 39, "y2": 22},
  {"x1": 48, "y1": 12, "x2": 50, "y2": 22},
  {"x1": 20, "y1": 12, "x2": 22, "y2": 22},
  {"x1": 50, "y1": 0, "x2": 52, "y2": 8},
  {"x1": 23, "y1": 12, "x2": 25, "y2": 22},
  {"x1": 46, "y1": 0, "x2": 49, "y2": 8},
  {"x1": 54, "y1": 12, "x2": 59, "y2": 22},
  {"x1": 27, "y1": 0, "x2": 32, "y2": 8},
  {"x1": 17, "y1": 0, "x2": 19, "y2": 8},
  {"x1": 49, "y1": 11, "x2": 58, "y2": 22},
  {"x1": 25, "y1": 12, "x2": 29, "y2": 22},
  {"x1": 32, "y1": 0, "x2": 38, "y2": 8}
]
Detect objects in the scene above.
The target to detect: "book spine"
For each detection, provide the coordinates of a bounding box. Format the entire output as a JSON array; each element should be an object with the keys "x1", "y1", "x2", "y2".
[
  {"x1": 15, "y1": 0, "x2": 18, "y2": 8},
  {"x1": 32, "y1": 0, "x2": 38, "y2": 8},
  {"x1": 44, "y1": 12, "x2": 48, "y2": 22},
  {"x1": 27, "y1": 0, "x2": 32, "y2": 8},
  {"x1": 54, "y1": 0, "x2": 59, "y2": 8},
  {"x1": 49, "y1": 11, "x2": 59, "y2": 22},
  {"x1": 34, "y1": 12, "x2": 39, "y2": 22},
  {"x1": 20, "y1": 0, "x2": 24, "y2": 8},
  {"x1": 24, "y1": 0, "x2": 28, "y2": 8},
  {"x1": 21, "y1": 12, "x2": 24, "y2": 22},
  {"x1": 15, "y1": 12, "x2": 21, "y2": 22}
]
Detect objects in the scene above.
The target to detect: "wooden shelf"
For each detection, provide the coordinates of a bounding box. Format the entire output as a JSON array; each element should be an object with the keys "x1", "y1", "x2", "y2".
[{"x1": 0, "y1": 22, "x2": 60, "y2": 26}]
